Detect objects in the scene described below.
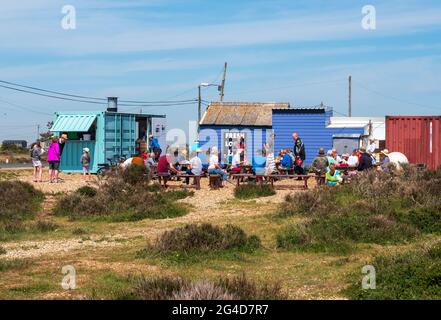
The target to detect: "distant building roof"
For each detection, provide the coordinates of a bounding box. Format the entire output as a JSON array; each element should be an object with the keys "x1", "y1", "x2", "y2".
[{"x1": 200, "y1": 102, "x2": 290, "y2": 127}]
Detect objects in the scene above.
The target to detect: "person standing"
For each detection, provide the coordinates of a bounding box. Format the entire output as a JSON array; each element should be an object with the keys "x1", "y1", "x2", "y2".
[
  {"x1": 367, "y1": 138, "x2": 376, "y2": 154},
  {"x1": 47, "y1": 136, "x2": 61, "y2": 183},
  {"x1": 31, "y1": 142, "x2": 44, "y2": 182},
  {"x1": 81, "y1": 147, "x2": 91, "y2": 181},
  {"x1": 311, "y1": 148, "x2": 329, "y2": 175},
  {"x1": 149, "y1": 135, "x2": 162, "y2": 162},
  {"x1": 292, "y1": 132, "x2": 306, "y2": 161}
]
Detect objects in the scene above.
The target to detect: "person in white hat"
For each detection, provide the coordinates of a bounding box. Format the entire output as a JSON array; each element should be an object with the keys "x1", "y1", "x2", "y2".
[
  {"x1": 379, "y1": 149, "x2": 391, "y2": 172},
  {"x1": 81, "y1": 147, "x2": 91, "y2": 181}
]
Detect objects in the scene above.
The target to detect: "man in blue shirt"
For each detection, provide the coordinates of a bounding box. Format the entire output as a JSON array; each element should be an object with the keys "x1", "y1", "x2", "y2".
[
  {"x1": 280, "y1": 149, "x2": 293, "y2": 170},
  {"x1": 149, "y1": 135, "x2": 162, "y2": 162}
]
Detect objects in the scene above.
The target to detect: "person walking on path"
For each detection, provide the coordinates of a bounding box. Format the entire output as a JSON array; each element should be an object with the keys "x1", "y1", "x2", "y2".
[
  {"x1": 31, "y1": 141, "x2": 44, "y2": 182},
  {"x1": 47, "y1": 136, "x2": 61, "y2": 183}
]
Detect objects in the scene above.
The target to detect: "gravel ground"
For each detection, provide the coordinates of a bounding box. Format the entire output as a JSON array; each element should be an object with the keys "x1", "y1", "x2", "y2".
[{"x1": 1, "y1": 171, "x2": 311, "y2": 260}]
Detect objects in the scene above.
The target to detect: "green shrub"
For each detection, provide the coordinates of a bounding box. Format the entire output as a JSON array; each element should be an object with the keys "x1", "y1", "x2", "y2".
[
  {"x1": 152, "y1": 223, "x2": 260, "y2": 253},
  {"x1": 76, "y1": 186, "x2": 97, "y2": 197},
  {"x1": 0, "y1": 259, "x2": 29, "y2": 272},
  {"x1": 0, "y1": 246, "x2": 6, "y2": 255},
  {"x1": 72, "y1": 227, "x2": 89, "y2": 235},
  {"x1": 139, "y1": 223, "x2": 261, "y2": 263},
  {"x1": 121, "y1": 164, "x2": 150, "y2": 185},
  {"x1": 53, "y1": 170, "x2": 192, "y2": 222},
  {"x1": 0, "y1": 181, "x2": 44, "y2": 222},
  {"x1": 234, "y1": 183, "x2": 275, "y2": 200},
  {"x1": 34, "y1": 220, "x2": 59, "y2": 232},
  {"x1": 276, "y1": 168, "x2": 441, "y2": 252},
  {"x1": 344, "y1": 242, "x2": 441, "y2": 299}
]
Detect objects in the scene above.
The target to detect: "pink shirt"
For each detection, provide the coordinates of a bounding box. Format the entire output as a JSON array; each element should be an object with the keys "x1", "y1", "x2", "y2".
[{"x1": 47, "y1": 142, "x2": 61, "y2": 162}]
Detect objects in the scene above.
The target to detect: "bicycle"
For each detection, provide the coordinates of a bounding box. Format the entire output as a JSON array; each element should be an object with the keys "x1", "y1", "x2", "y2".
[{"x1": 96, "y1": 155, "x2": 127, "y2": 179}]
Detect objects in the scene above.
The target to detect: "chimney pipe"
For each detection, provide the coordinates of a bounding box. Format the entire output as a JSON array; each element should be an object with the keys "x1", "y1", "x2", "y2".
[{"x1": 107, "y1": 97, "x2": 118, "y2": 112}]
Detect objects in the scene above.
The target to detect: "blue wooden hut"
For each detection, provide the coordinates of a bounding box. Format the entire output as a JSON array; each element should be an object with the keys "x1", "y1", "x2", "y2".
[
  {"x1": 272, "y1": 107, "x2": 365, "y2": 165},
  {"x1": 198, "y1": 102, "x2": 290, "y2": 164}
]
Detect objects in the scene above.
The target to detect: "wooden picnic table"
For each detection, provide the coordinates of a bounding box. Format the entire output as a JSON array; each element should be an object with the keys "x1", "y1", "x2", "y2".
[
  {"x1": 238, "y1": 164, "x2": 253, "y2": 174},
  {"x1": 232, "y1": 173, "x2": 311, "y2": 190},
  {"x1": 154, "y1": 172, "x2": 201, "y2": 190},
  {"x1": 335, "y1": 165, "x2": 357, "y2": 172}
]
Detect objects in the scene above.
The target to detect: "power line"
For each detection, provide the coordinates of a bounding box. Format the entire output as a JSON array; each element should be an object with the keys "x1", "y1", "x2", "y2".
[
  {"x1": 0, "y1": 79, "x2": 198, "y2": 105},
  {"x1": 353, "y1": 80, "x2": 440, "y2": 111},
  {"x1": 0, "y1": 97, "x2": 52, "y2": 115},
  {"x1": 0, "y1": 84, "x2": 106, "y2": 105},
  {"x1": 228, "y1": 78, "x2": 346, "y2": 95},
  {"x1": 0, "y1": 79, "x2": 106, "y2": 101}
]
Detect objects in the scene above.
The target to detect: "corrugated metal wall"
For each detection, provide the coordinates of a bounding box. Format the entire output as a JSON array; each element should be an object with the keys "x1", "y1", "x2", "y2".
[
  {"x1": 272, "y1": 110, "x2": 364, "y2": 165},
  {"x1": 386, "y1": 116, "x2": 441, "y2": 170},
  {"x1": 198, "y1": 125, "x2": 270, "y2": 165}
]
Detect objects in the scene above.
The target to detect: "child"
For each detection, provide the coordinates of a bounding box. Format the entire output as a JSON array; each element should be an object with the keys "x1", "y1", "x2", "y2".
[
  {"x1": 81, "y1": 147, "x2": 91, "y2": 181},
  {"x1": 31, "y1": 142, "x2": 44, "y2": 182}
]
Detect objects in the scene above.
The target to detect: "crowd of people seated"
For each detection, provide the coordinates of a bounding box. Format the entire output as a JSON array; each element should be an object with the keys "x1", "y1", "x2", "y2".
[{"x1": 122, "y1": 131, "x2": 393, "y2": 188}]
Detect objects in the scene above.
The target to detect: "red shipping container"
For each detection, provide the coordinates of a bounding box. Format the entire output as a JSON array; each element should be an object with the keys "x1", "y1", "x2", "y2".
[{"x1": 386, "y1": 116, "x2": 441, "y2": 170}]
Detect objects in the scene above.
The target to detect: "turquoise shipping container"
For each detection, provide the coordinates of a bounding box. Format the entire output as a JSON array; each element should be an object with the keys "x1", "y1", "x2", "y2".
[{"x1": 51, "y1": 110, "x2": 166, "y2": 173}]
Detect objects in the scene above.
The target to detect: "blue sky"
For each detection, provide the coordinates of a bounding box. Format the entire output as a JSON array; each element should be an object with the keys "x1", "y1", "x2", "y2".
[{"x1": 0, "y1": 0, "x2": 440, "y2": 142}]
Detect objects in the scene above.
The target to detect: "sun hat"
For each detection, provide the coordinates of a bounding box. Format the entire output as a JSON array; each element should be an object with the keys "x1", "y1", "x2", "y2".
[
  {"x1": 359, "y1": 147, "x2": 366, "y2": 153},
  {"x1": 342, "y1": 153, "x2": 349, "y2": 158},
  {"x1": 83, "y1": 147, "x2": 90, "y2": 153},
  {"x1": 381, "y1": 149, "x2": 389, "y2": 156}
]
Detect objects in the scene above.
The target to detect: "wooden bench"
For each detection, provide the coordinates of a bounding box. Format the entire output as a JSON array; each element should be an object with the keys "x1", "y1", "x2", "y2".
[
  {"x1": 231, "y1": 173, "x2": 262, "y2": 187},
  {"x1": 266, "y1": 174, "x2": 311, "y2": 190},
  {"x1": 208, "y1": 174, "x2": 222, "y2": 190},
  {"x1": 155, "y1": 172, "x2": 171, "y2": 188},
  {"x1": 154, "y1": 172, "x2": 201, "y2": 190},
  {"x1": 177, "y1": 174, "x2": 201, "y2": 190},
  {"x1": 232, "y1": 173, "x2": 310, "y2": 190}
]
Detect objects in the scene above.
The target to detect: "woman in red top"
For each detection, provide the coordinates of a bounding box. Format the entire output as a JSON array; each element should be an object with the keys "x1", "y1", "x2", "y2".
[{"x1": 157, "y1": 154, "x2": 180, "y2": 187}]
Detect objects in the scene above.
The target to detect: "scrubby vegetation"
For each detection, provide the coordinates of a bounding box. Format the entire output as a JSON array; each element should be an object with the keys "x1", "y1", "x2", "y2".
[
  {"x1": 0, "y1": 181, "x2": 44, "y2": 239},
  {"x1": 234, "y1": 183, "x2": 275, "y2": 199},
  {"x1": 127, "y1": 273, "x2": 286, "y2": 300},
  {"x1": 0, "y1": 171, "x2": 18, "y2": 181},
  {"x1": 0, "y1": 259, "x2": 29, "y2": 272},
  {"x1": 53, "y1": 166, "x2": 193, "y2": 222},
  {"x1": 345, "y1": 242, "x2": 441, "y2": 299},
  {"x1": 138, "y1": 223, "x2": 261, "y2": 263},
  {"x1": 277, "y1": 166, "x2": 441, "y2": 253}
]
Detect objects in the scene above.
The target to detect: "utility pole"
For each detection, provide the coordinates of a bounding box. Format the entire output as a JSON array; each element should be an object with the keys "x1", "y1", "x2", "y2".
[
  {"x1": 219, "y1": 62, "x2": 227, "y2": 101},
  {"x1": 348, "y1": 75, "x2": 352, "y2": 117},
  {"x1": 37, "y1": 124, "x2": 40, "y2": 141},
  {"x1": 198, "y1": 85, "x2": 202, "y2": 124}
]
